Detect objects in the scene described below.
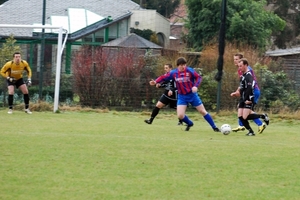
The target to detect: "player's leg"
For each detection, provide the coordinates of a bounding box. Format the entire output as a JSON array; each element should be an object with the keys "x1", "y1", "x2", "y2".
[
  {"x1": 177, "y1": 105, "x2": 192, "y2": 131},
  {"x1": 177, "y1": 94, "x2": 193, "y2": 131},
  {"x1": 233, "y1": 103, "x2": 246, "y2": 132},
  {"x1": 251, "y1": 89, "x2": 270, "y2": 125},
  {"x1": 18, "y1": 79, "x2": 32, "y2": 114},
  {"x1": 7, "y1": 85, "x2": 15, "y2": 114},
  {"x1": 192, "y1": 94, "x2": 220, "y2": 132},
  {"x1": 251, "y1": 111, "x2": 263, "y2": 125},
  {"x1": 169, "y1": 99, "x2": 183, "y2": 125},
  {"x1": 177, "y1": 119, "x2": 183, "y2": 125},
  {"x1": 247, "y1": 113, "x2": 269, "y2": 125},
  {"x1": 144, "y1": 100, "x2": 165, "y2": 124},
  {"x1": 195, "y1": 104, "x2": 220, "y2": 132},
  {"x1": 232, "y1": 119, "x2": 246, "y2": 132},
  {"x1": 251, "y1": 89, "x2": 266, "y2": 133},
  {"x1": 241, "y1": 106, "x2": 255, "y2": 136},
  {"x1": 239, "y1": 116, "x2": 254, "y2": 136},
  {"x1": 239, "y1": 110, "x2": 255, "y2": 136},
  {"x1": 250, "y1": 110, "x2": 266, "y2": 134}
]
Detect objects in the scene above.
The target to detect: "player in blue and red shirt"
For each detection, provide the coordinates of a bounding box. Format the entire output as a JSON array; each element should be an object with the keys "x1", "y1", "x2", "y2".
[
  {"x1": 150, "y1": 57, "x2": 220, "y2": 132},
  {"x1": 144, "y1": 64, "x2": 182, "y2": 125}
]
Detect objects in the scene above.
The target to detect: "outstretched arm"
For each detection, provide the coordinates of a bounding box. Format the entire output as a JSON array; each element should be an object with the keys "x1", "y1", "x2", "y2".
[
  {"x1": 230, "y1": 87, "x2": 240, "y2": 97},
  {"x1": 149, "y1": 72, "x2": 172, "y2": 86},
  {"x1": 149, "y1": 79, "x2": 156, "y2": 85}
]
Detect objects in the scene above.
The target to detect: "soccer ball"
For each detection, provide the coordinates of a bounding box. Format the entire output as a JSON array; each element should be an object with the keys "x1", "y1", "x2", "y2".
[{"x1": 221, "y1": 124, "x2": 231, "y2": 135}]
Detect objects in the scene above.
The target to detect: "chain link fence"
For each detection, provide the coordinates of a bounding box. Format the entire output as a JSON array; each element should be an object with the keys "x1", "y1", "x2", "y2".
[{"x1": 1, "y1": 71, "x2": 293, "y2": 112}]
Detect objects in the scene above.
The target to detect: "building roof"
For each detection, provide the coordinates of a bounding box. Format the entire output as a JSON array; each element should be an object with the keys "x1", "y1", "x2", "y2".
[
  {"x1": 68, "y1": 13, "x2": 131, "y2": 41},
  {"x1": 265, "y1": 46, "x2": 300, "y2": 57},
  {"x1": 101, "y1": 33, "x2": 162, "y2": 49},
  {"x1": 0, "y1": 0, "x2": 140, "y2": 37}
]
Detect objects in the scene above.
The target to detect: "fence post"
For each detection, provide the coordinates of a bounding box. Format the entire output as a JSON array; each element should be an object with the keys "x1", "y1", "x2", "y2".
[{"x1": 216, "y1": 80, "x2": 221, "y2": 113}]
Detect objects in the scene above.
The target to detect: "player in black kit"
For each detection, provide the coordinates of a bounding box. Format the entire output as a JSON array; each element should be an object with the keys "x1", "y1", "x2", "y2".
[
  {"x1": 145, "y1": 64, "x2": 182, "y2": 125},
  {"x1": 232, "y1": 58, "x2": 269, "y2": 136}
]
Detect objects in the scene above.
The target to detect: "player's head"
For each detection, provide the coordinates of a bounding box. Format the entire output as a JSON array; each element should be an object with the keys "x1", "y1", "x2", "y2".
[
  {"x1": 234, "y1": 53, "x2": 243, "y2": 66},
  {"x1": 176, "y1": 57, "x2": 187, "y2": 71},
  {"x1": 13, "y1": 52, "x2": 21, "y2": 64},
  {"x1": 238, "y1": 58, "x2": 249, "y2": 73},
  {"x1": 176, "y1": 57, "x2": 187, "y2": 66},
  {"x1": 164, "y1": 64, "x2": 173, "y2": 73}
]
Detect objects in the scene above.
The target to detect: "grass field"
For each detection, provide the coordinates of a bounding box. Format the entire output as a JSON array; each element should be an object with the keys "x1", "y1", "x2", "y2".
[{"x1": 0, "y1": 109, "x2": 299, "y2": 199}]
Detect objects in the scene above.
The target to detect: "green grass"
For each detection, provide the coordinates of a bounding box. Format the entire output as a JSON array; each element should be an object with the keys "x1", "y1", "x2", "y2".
[{"x1": 0, "y1": 110, "x2": 299, "y2": 200}]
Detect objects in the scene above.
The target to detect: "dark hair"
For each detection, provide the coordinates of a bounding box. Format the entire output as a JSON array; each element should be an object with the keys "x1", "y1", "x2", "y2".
[
  {"x1": 239, "y1": 58, "x2": 248, "y2": 65},
  {"x1": 176, "y1": 57, "x2": 187, "y2": 66},
  {"x1": 234, "y1": 53, "x2": 243, "y2": 59},
  {"x1": 13, "y1": 52, "x2": 21, "y2": 57},
  {"x1": 165, "y1": 64, "x2": 173, "y2": 69}
]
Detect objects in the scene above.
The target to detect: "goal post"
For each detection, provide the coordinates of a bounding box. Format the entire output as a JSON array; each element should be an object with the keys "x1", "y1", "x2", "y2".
[{"x1": 0, "y1": 24, "x2": 68, "y2": 113}]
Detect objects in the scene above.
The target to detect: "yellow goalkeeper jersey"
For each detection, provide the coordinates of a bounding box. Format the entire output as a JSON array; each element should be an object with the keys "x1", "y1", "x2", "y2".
[{"x1": 0, "y1": 60, "x2": 32, "y2": 80}]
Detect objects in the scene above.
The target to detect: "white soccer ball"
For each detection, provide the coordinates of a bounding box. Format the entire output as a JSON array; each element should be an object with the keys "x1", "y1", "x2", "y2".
[{"x1": 221, "y1": 124, "x2": 231, "y2": 135}]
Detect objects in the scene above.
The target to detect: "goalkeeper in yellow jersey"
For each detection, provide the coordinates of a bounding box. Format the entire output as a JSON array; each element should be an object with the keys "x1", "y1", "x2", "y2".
[{"x1": 1, "y1": 52, "x2": 32, "y2": 114}]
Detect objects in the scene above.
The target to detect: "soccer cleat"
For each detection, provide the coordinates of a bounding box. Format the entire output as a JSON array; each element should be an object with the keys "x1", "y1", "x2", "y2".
[
  {"x1": 246, "y1": 132, "x2": 255, "y2": 136},
  {"x1": 258, "y1": 123, "x2": 267, "y2": 134},
  {"x1": 213, "y1": 127, "x2": 221, "y2": 132},
  {"x1": 8, "y1": 109, "x2": 13, "y2": 114},
  {"x1": 263, "y1": 113, "x2": 269, "y2": 125},
  {"x1": 144, "y1": 119, "x2": 152, "y2": 124},
  {"x1": 25, "y1": 109, "x2": 32, "y2": 114},
  {"x1": 232, "y1": 126, "x2": 245, "y2": 132},
  {"x1": 185, "y1": 123, "x2": 193, "y2": 131}
]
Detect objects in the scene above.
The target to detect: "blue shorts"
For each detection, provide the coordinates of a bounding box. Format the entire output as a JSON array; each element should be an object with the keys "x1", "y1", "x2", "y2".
[
  {"x1": 177, "y1": 92, "x2": 202, "y2": 107},
  {"x1": 254, "y1": 88, "x2": 260, "y2": 104}
]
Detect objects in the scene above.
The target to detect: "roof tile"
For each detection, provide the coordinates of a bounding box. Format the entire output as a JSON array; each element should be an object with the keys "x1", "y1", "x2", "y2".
[{"x1": 0, "y1": 0, "x2": 140, "y2": 37}]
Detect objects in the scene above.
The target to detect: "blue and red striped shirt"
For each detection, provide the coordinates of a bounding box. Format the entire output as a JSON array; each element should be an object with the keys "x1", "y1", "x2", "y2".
[{"x1": 155, "y1": 67, "x2": 202, "y2": 94}]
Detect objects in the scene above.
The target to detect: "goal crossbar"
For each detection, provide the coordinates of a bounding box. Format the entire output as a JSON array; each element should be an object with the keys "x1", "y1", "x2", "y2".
[{"x1": 0, "y1": 24, "x2": 68, "y2": 113}]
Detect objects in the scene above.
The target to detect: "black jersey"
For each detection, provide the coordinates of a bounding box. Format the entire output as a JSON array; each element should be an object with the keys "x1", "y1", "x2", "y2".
[
  {"x1": 159, "y1": 78, "x2": 177, "y2": 97},
  {"x1": 239, "y1": 71, "x2": 254, "y2": 102}
]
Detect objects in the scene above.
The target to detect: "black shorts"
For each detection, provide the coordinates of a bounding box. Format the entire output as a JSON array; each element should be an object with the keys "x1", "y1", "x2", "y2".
[
  {"x1": 159, "y1": 94, "x2": 177, "y2": 109},
  {"x1": 238, "y1": 101, "x2": 252, "y2": 109},
  {"x1": 7, "y1": 78, "x2": 25, "y2": 89}
]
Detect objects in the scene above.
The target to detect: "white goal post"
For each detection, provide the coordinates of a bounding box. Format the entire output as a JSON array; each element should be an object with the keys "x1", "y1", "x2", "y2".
[{"x1": 0, "y1": 24, "x2": 68, "y2": 113}]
